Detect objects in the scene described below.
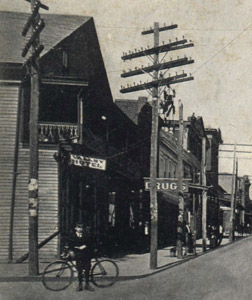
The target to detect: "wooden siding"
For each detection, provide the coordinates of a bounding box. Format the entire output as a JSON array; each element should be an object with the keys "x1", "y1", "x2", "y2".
[
  {"x1": 0, "y1": 84, "x2": 59, "y2": 261},
  {"x1": 13, "y1": 148, "x2": 59, "y2": 261},
  {"x1": 0, "y1": 85, "x2": 19, "y2": 261}
]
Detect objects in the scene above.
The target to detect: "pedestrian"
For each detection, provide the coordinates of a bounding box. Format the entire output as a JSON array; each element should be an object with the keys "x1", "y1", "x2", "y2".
[
  {"x1": 185, "y1": 224, "x2": 193, "y2": 254},
  {"x1": 66, "y1": 223, "x2": 95, "y2": 292},
  {"x1": 217, "y1": 224, "x2": 223, "y2": 246}
]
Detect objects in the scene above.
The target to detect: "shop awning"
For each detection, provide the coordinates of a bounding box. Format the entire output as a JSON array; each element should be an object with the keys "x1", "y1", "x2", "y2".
[
  {"x1": 158, "y1": 190, "x2": 179, "y2": 205},
  {"x1": 188, "y1": 183, "x2": 209, "y2": 190}
]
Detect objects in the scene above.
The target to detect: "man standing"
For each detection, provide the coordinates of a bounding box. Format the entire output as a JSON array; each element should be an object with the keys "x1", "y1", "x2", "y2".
[{"x1": 67, "y1": 223, "x2": 95, "y2": 292}]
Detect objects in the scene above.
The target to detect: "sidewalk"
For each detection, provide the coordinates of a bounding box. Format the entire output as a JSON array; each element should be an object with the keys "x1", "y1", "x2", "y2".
[
  {"x1": 113, "y1": 236, "x2": 231, "y2": 279},
  {"x1": 0, "y1": 235, "x2": 249, "y2": 282}
]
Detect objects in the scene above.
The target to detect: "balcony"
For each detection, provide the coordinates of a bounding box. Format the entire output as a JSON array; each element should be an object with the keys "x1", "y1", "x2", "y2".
[{"x1": 38, "y1": 122, "x2": 79, "y2": 144}]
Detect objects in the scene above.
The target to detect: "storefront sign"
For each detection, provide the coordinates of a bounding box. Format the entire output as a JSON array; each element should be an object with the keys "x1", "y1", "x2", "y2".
[
  {"x1": 144, "y1": 178, "x2": 189, "y2": 192},
  {"x1": 70, "y1": 154, "x2": 106, "y2": 171}
]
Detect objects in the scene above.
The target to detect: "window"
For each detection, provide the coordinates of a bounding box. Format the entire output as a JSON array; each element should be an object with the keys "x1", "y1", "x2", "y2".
[
  {"x1": 39, "y1": 84, "x2": 79, "y2": 123},
  {"x1": 174, "y1": 163, "x2": 177, "y2": 178},
  {"x1": 168, "y1": 160, "x2": 172, "y2": 178},
  {"x1": 160, "y1": 158, "x2": 165, "y2": 177}
]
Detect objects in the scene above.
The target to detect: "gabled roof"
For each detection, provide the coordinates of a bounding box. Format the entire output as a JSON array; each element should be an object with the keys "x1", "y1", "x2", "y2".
[
  {"x1": 115, "y1": 99, "x2": 139, "y2": 124},
  {"x1": 115, "y1": 97, "x2": 148, "y2": 125},
  {"x1": 187, "y1": 114, "x2": 206, "y2": 138},
  {"x1": 0, "y1": 11, "x2": 91, "y2": 64}
]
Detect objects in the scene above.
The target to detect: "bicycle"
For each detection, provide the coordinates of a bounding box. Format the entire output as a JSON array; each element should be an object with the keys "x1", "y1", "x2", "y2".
[{"x1": 42, "y1": 247, "x2": 119, "y2": 291}]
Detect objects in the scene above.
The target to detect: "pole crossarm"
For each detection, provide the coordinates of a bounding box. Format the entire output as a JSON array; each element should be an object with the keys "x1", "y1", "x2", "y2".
[
  {"x1": 120, "y1": 73, "x2": 191, "y2": 93},
  {"x1": 122, "y1": 39, "x2": 189, "y2": 61},
  {"x1": 142, "y1": 24, "x2": 178, "y2": 35},
  {"x1": 25, "y1": 0, "x2": 49, "y2": 10},
  {"x1": 22, "y1": 1, "x2": 41, "y2": 36},
  {"x1": 121, "y1": 57, "x2": 194, "y2": 78},
  {"x1": 166, "y1": 76, "x2": 194, "y2": 86},
  {"x1": 22, "y1": 19, "x2": 45, "y2": 57},
  {"x1": 168, "y1": 43, "x2": 194, "y2": 52}
]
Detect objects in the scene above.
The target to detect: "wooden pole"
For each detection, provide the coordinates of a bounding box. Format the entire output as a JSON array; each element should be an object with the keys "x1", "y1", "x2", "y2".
[
  {"x1": 192, "y1": 193, "x2": 197, "y2": 255},
  {"x1": 201, "y1": 137, "x2": 207, "y2": 252},
  {"x1": 27, "y1": 0, "x2": 45, "y2": 275},
  {"x1": 28, "y1": 0, "x2": 40, "y2": 276},
  {"x1": 176, "y1": 101, "x2": 184, "y2": 258},
  {"x1": 241, "y1": 174, "x2": 245, "y2": 227},
  {"x1": 77, "y1": 90, "x2": 83, "y2": 144},
  {"x1": 229, "y1": 143, "x2": 237, "y2": 242},
  {"x1": 149, "y1": 22, "x2": 159, "y2": 270}
]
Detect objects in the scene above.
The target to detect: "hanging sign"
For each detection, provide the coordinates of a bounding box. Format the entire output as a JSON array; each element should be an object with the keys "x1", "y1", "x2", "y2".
[
  {"x1": 144, "y1": 178, "x2": 189, "y2": 192},
  {"x1": 70, "y1": 154, "x2": 106, "y2": 171}
]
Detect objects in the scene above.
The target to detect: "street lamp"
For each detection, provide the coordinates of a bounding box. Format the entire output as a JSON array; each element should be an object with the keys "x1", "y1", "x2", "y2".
[{"x1": 101, "y1": 115, "x2": 108, "y2": 152}]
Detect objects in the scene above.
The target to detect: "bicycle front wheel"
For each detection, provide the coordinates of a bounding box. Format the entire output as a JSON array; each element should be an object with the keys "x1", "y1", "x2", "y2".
[
  {"x1": 91, "y1": 259, "x2": 119, "y2": 288},
  {"x1": 42, "y1": 260, "x2": 73, "y2": 291}
]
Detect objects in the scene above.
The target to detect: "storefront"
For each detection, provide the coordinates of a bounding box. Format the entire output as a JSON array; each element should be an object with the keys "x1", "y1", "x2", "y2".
[{"x1": 57, "y1": 142, "x2": 144, "y2": 254}]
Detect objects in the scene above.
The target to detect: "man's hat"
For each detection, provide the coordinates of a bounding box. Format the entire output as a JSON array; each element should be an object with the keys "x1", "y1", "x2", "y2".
[{"x1": 75, "y1": 222, "x2": 84, "y2": 228}]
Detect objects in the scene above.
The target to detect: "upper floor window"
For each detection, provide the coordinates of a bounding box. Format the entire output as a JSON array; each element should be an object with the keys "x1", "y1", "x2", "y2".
[
  {"x1": 159, "y1": 157, "x2": 165, "y2": 177},
  {"x1": 39, "y1": 84, "x2": 79, "y2": 123},
  {"x1": 165, "y1": 159, "x2": 168, "y2": 178},
  {"x1": 168, "y1": 160, "x2": 172, "y2": 178},
  {"x1": 173, "y1": 163, "x2": 177, "y2": 178}
]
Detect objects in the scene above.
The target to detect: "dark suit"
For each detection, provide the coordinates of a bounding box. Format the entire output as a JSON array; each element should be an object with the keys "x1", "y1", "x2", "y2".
[{"x1": 67, "y1": 232, "x2": 95, "y2": 285}]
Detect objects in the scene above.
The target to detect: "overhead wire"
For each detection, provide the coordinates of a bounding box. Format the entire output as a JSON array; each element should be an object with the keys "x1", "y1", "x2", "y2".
[
  {"x1": 192, "y1": 21, "x2": 252, "y2": 75},
  {"x1": 105, "y1": 135, "x2": 150, "y2": 159}
]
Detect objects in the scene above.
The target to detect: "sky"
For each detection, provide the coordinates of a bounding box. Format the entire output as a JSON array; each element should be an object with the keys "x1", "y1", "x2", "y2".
[{"x1": 2, "y1": 0, "x2": 252, "y2": 179}]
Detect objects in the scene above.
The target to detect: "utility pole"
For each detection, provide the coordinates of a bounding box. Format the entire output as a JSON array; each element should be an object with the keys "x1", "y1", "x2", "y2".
[
  {"x1": 241, "y1": 175, "x2": 246, "y2": 227},
  {"x1": 219, "y1": 143, "x2": 252, "y2": 240},
  {"x1": 149, "y1": 22, "x2": 159, "y2": 269},
  {"x1": 22, "y1": 0, "x2": 48, "y2": 276},
  {"x1": 120, "y1": 22, "x2": 194, "y2": 269},
  {"x1": 176, "y1": 101, "x2": 184, "y2": 258},
  {"x1": 201, "y1": 137, "x2": 207, "y2": 251},
  {"x1": 192, "y1": 193, "x2": 197, "y2": 255},
  {"x1": 229, "y1": 143, "x2": 237, "y2": 242}
]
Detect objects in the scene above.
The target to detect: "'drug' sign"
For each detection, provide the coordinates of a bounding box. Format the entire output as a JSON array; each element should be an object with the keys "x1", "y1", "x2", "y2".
[{"x1": 144, "y1": 178, "x2": 188, "y2": 192}]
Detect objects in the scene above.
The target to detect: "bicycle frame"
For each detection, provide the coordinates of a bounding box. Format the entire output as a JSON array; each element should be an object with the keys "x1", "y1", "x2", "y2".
[{"x1": 62, "y1": 256, "x2": 103, "y2": 273}]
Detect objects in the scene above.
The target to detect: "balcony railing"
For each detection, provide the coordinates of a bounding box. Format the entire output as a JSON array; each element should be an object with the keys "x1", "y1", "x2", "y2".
[{"x1": 38, "y1": 122, "x2": 79, "y2": 144}]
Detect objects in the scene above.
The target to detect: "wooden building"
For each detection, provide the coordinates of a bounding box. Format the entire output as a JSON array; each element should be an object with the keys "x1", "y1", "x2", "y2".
[{"x1": 0, "y1": 11, "x2": 142, "y2": 262}]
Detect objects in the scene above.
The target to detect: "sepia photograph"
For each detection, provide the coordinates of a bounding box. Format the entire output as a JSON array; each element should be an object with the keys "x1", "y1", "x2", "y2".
[{"x1": 0, "y1": 1, "x2": 252, "y2": 299}]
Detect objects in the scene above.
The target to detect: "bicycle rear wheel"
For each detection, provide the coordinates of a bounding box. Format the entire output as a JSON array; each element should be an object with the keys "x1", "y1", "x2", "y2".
[
  {"x1": 42, "y1": 260, "x2": 73, "y2": 291},
  {"x1": 91, "y1": 259, "x2": 119, "y2": 288}
]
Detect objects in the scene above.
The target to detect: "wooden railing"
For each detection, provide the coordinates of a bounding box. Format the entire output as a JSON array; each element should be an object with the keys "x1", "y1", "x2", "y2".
[{"x1": 38, "y1": 122, "x2": 79, "y2": 144}]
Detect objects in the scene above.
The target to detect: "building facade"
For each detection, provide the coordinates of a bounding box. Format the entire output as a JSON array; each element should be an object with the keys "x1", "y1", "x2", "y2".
[
  {"x1": 0, "y1": 11, "x2": 143, "y2": 262},
  {"x1": 116, "y1": 97, "x2": 223, "y2": 246}
]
